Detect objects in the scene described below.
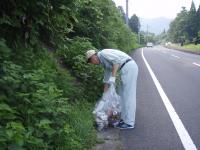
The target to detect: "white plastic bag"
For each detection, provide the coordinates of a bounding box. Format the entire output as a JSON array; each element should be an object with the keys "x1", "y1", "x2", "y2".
[{"x1": 93, "y1": 84, "x2": 121, "y2": 131}]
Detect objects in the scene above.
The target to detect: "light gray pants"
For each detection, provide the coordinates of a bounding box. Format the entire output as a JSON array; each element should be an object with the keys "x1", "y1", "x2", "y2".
[{"x1": 119, "y1": 60, "x2": 138, "y2": 126}]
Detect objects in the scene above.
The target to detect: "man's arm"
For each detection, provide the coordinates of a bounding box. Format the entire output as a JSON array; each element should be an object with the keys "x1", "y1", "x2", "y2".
[
  {"x1": 112, "y1": 64, "x2": 119, "y2": 77},
  {"x1": 104, "y1": 64, "x2": 119, "y2": 92}
]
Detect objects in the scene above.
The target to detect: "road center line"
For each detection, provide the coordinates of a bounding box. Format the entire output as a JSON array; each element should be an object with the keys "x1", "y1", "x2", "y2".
[
  {"x1": 171, "y1": 54, "x2": 180, "y2": 59},
  {"x1": 193, "y1": 62, "x2": 200, "y2": 67},
  {"x1": 141, "y1": 48, "x2": 197, "y2": 150}
]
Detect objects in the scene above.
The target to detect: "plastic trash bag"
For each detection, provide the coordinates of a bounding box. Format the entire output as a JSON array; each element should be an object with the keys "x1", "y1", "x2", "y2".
[{"x1": 93, "y1": 84, "x2": 121, "y2": 131}]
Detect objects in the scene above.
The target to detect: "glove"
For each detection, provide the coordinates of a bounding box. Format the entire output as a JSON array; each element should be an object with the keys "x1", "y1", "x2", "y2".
[{"x1": 108, "y1": 76, "x2": 116, "y2": 84}]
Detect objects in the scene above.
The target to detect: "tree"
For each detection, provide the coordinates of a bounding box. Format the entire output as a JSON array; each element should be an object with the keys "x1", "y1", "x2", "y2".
[
  {"x1": 168, "y1": 7, "x2": 188, "y2": 43},
  {"x1": 138, "y1": 31, "x2": 145, "y2": 45},
  {"x1": 194, "y1": 4, "x2": 200, "y2": 44},
  {"x1": 156, "y1": 29, "x2": 168, "y2": 44},
  {"x1": 118, "y1": 6, "x2": 126, "y2": 23},
  {"x1": 186, "y1": 0, "x2": 197, "y2": 42},
  {"x1": 129, "y1": 14, "x2": 140, "y2": 34},
  {"x1": 168, "y1": 1, "x2": 200, "y2": 44},
  {"x1": 197, "y1": 5, "x2": 200, "y2": 32},
  {"x1": 146, "y1": 32, "x2": 156, "y2": 43}
]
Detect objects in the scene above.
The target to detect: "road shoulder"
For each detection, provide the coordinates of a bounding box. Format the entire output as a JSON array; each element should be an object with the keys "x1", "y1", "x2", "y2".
[{"x1": 92, "y1": 128, "x2": 123, "y2": 150}]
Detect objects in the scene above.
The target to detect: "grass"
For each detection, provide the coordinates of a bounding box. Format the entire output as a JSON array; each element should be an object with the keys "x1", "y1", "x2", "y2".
[
  {"x1": 169, "y1": 43, "x2": 200, "y2": 51},
  {"x1": 182, "y1": 44, "x2": 200, "y2": 51}
]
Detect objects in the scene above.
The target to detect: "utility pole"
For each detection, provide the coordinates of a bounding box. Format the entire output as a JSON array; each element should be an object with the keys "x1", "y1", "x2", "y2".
[
  {"x1": 146, "y1": 24, "x2": 149, "y2": 43},
  {"x1": 126, "y1": 0, "x2": 129, "y2": 25},
  {"x1": 126, "y1": 0, "x2": 130, "y2": 49}
]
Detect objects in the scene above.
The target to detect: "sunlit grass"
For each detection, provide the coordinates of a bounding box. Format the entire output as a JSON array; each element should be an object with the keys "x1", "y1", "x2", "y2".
[
  {"x1": 182, "y1": 44, "x2": 200, "y2": 51},
  {"x1": 169, "y1": 43, "x2": 200, "y2": 51}
]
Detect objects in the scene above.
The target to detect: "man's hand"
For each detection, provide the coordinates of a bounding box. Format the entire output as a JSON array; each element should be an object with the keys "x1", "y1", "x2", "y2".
[{"x1": 108, "y1": 76, "x2": 116, "y2": 84}]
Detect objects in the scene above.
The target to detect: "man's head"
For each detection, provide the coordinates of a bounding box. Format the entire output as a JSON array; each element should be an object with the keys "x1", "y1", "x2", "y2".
[{"x1": 86, "y1": 50, "x2": 100, "y2": 65}]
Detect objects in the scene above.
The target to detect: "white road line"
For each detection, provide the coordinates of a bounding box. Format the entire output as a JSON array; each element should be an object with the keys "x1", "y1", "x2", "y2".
[
  {"x1": 171, "y1": 54, "x2": 180, "y2": 59},
  {"x1": 193, "y1": 62, "x2": 200, "y2": 67},
  {"x1": 141, "y1": 48, "x2": 197, "y2": 150}
]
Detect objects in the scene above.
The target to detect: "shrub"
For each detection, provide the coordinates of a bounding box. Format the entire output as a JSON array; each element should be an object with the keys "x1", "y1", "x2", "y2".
[{"x1": 0, "y1": 40, "x2": 96, "y2": 149}]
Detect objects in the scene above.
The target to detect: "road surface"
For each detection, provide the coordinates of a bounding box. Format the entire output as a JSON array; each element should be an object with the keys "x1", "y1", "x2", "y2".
[{"x1": 120, "y1": 46, "x2": 200, "y2": 150}]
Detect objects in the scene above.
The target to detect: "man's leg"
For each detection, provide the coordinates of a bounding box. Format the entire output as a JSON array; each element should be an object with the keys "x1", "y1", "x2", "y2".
[{"x1": 121, "y1": 61, "x2": 138, "y2": 127}]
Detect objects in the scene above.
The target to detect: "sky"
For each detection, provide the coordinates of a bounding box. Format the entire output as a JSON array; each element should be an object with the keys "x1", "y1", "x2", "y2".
[{"x1": 112, "y1": 0, "x2": 200, "y2": 19}]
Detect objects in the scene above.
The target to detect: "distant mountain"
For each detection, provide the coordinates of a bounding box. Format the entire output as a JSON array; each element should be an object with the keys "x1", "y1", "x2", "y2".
[{"x1": 140, "y1": 17, "x2": 173, "y2": 35}]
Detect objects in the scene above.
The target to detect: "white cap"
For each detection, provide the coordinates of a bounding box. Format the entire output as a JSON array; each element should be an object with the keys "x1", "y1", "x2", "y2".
[{"x1": 86, "y1": 50, "x2": 96, "y2": 61}]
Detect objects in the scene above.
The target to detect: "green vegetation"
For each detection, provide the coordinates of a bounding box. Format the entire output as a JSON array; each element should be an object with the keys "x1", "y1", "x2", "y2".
[
  {"x1": 168, "y1": 1, "x2": 200, "y2": 45},
  {"x1": 182, "y1": 44, "x2": 200, "y2": 51},
  {"x1": 129, "y1": 15, "x2": 140, "y2": 34},
  {"x1": 169, "y1": 43, "x2": 200, "y2": 51},
  {"x1": 157, "y1": 2, "x2": 200, "y2": 47},
  {"x1": 0, "y1": 0, "x2": 138, "y2": 149}
]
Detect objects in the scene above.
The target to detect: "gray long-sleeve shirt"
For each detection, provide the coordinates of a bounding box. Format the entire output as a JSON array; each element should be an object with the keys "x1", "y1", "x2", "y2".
[{"x1": 97, "y1": 49, "x2": 132, "y2": 83}]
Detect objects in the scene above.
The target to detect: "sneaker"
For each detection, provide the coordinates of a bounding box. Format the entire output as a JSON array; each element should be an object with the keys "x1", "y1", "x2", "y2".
[
  {"x1": 116, "y1": 122, "x2": 134, "y2": 130},
  {"x1": 118, "y1": 119, "x2": 124, "y2": 125}
]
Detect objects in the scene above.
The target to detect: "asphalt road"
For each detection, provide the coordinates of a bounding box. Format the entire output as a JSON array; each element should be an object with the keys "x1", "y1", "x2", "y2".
[{"x1": 120, "y1": 46, "x2": 200, "y2": 150}]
